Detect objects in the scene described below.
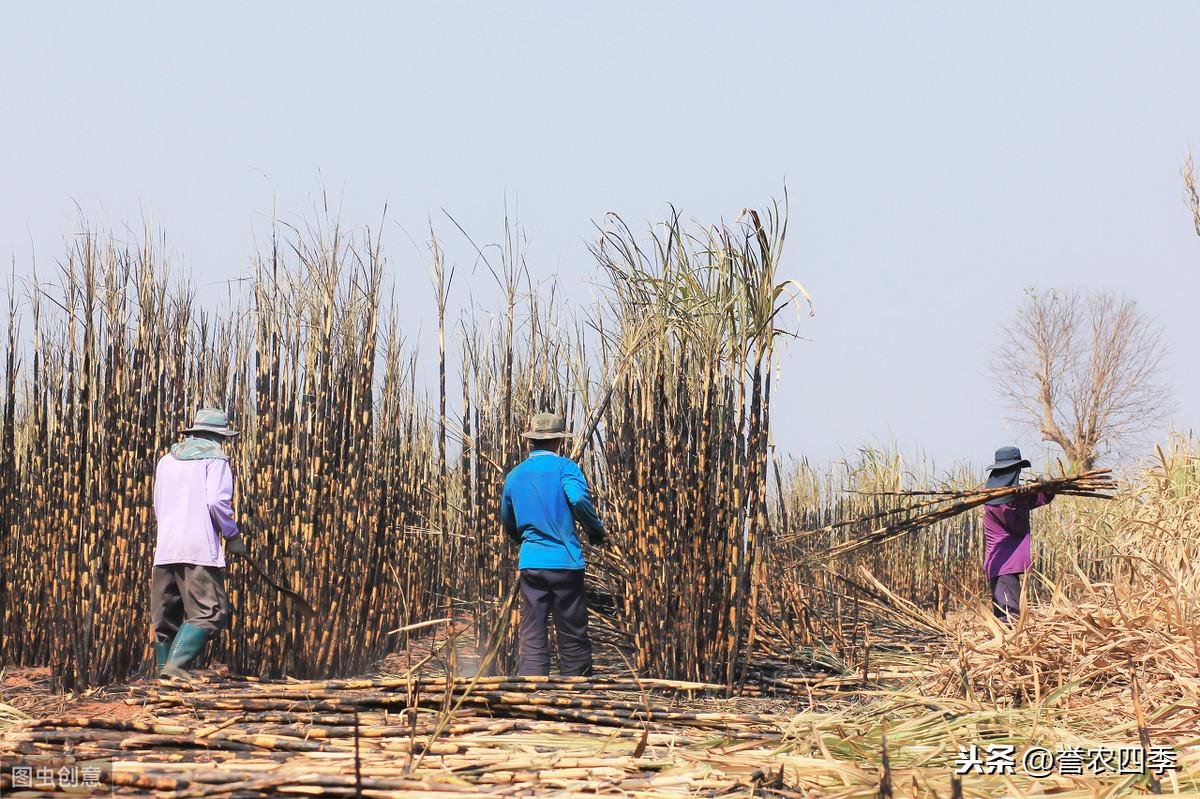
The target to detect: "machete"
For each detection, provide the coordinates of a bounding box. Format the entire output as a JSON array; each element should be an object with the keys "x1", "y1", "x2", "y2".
[{"x1": 234, "y1": 546, "x2": 317, "y2": 618}]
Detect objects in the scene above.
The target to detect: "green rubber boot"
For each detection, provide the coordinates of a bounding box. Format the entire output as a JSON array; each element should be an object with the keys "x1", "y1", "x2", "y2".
[
  {"x1": 154, "y1": 640, "x2": 172, "y2": 672},
  {"x1": 160, "y1": 622, "x2": 210, "y2": 680}
]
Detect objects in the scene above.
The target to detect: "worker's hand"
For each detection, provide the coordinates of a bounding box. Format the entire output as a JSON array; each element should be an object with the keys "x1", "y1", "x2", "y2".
[
  {"x1": 225, "y1": 536, "x2": 248, "y2": 556},
  {"x1": 1034, "y1": 473, "x2": 1056, "y2": 493},
  {"x1": 588, "y1": 531, "x2": 607, "y2": 547}
]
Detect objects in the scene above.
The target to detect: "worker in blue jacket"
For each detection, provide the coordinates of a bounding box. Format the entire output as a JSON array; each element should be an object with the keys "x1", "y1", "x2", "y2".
[{"x1": 501, "y1": 412, "x2": 607, "y2": 676}]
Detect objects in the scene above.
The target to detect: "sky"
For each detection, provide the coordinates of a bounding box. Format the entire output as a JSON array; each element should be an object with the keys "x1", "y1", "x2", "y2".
[{"x1": 2, "y1": 2, "x2": 1197, "y2": 472}]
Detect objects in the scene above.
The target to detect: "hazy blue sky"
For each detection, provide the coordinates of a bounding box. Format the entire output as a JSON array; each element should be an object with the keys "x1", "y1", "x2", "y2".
[{"x1": 2, "y1": 3, "x2": 1197, "y2": 470}]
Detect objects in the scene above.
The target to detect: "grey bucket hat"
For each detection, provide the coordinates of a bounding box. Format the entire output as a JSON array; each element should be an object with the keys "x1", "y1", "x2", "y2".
[
  {"x1": 521, "y1": 412, "x2": 572, "y2": 441},
  {"x1": 181, "y1": 408, "x2": 239, "y2": 437}
]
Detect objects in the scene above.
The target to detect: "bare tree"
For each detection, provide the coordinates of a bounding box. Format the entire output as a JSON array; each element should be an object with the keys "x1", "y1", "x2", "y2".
[
  {"x1": 1186, "y1": 153, "x2": 1200, "y2": 238},
  {"x1": 993, "y1": 288, "x2": 1172, "y2": 470}
]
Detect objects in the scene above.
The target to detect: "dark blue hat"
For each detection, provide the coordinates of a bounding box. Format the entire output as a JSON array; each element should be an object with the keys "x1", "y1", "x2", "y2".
[
  {"x1": 985, "y1": 446, "x2": 1031, "y2": 473},
  {"x1": 984, "y1": 446, "x2": 1031, "y2": 503}
]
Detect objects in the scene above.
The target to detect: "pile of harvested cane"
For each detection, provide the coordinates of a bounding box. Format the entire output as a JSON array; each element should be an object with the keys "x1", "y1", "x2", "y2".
[
  {"x1": 1, "y1": 676, "x2": 795, "y2": 797},
  {"x1": 780, "y1": 469, "x2": 1117, "y2": 562},
  {"x1": 7, "y1": 670, "x2": 1199, "y2": 797},
  {"x1": 132, "y1": 675, "x2": 785, "y2": 733}
]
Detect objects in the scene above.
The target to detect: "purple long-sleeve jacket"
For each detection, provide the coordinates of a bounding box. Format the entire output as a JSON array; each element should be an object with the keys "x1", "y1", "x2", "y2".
[
  {"x1": 153, "y1": 454, "x2": 239, "y2": 567},
  {"x1": 982, "y1": 491, "x2": 1052, "y2": 577}
]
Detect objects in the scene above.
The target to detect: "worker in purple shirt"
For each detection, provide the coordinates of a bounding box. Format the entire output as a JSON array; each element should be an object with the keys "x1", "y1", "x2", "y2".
[
  {"x1": 151, "y1": 408, "x2": 246, "y2": 679},
  {"x1": 982, "y1": 445, "x2": 1055, "y2": 623}
]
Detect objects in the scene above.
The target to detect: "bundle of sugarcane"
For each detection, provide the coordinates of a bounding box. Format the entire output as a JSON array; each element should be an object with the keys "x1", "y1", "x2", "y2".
[
  {"x1": 781, "y1": 470, "x2": 1117, "y2": 562},
  {"x1": 126, "y1": 675, "x2": 784, "y2": 734},
  {"x1": 208, "y1": 673, "x2": 729, "y2": 693}
]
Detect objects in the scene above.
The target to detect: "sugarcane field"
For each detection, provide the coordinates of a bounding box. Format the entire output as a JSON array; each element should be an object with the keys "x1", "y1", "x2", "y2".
[{"x1": 3, "y1": 7, "x2": 1200, "y2": 799}]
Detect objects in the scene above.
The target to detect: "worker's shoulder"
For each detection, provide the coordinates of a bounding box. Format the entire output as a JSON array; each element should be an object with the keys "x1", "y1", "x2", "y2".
[
  {"x1": 538, "y1": 452, "x2": 581, "y2": 471},
  {"x1": 507, "y1": 453, "x2": 575, "y2": 477},
  {"x1": 554, "y1": 454, "x2": 584, "y2": 473},
  {"x1": 157, "y1": 452, "x2": 229, "y2": 470}
]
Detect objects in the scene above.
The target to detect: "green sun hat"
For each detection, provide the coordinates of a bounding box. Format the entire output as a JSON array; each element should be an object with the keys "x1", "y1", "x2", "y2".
[{"x1": 180, "y1": 408, "x2": 239, "y2": 437}]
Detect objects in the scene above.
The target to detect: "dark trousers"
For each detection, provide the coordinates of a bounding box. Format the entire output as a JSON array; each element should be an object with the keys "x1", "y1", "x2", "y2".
[
  {"x1": 518, "y1": 568, "x2": 593, "y2": 677},
  {"x1": 151, "y1": 564, "x2": 230, "y2": 642},
  {"x1": 988, "y1": 572, "x2": 1021, "y2": 624}
]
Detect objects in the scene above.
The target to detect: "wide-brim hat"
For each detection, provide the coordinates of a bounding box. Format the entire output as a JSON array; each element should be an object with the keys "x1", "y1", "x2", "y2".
[
  {"x1": 521, "y1": 412, "x2": 572, "y2": 441},
  {"x1": 181, "y1": 408, "x2": 239, "y2": 437},
  {"x1": 983, "y1": 445, "x2": 1029, "y2": 503},
  {"x1": 985, "y1": 445, "x2": 1030, "y2": 473}
]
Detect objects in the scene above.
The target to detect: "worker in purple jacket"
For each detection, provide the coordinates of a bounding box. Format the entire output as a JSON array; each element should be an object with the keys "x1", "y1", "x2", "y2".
[
  {"x1": 151, "y1": 408, "x2": 246, "y2": 679},
  {"x1": 982, "y1": 445, "x2": 1054, "y2": 623}
]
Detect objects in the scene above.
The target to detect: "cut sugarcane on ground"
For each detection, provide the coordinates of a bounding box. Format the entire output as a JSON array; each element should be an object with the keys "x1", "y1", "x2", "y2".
[
  {"x1": 2, "y1": 632, "x2": 1197, "y2": 798},
  {"x1": 4, "y1": 590, "x2": 1198, "y2": 791}
]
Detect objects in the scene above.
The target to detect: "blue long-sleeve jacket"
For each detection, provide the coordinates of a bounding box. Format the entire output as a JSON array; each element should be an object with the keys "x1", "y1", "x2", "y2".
[{"x1": 500, "y1": 449, "x2": 606, "y2": 570}]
